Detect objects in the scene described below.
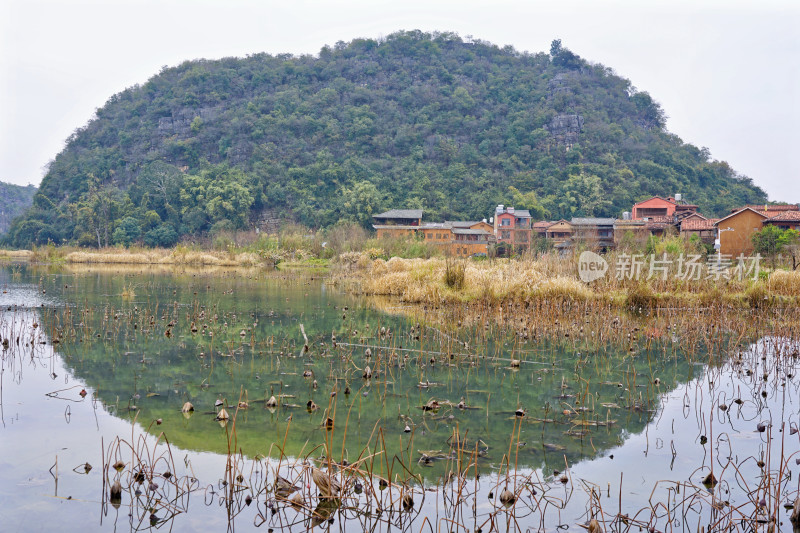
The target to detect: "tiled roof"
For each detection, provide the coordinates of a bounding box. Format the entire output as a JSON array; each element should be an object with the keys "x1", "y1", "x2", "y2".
[
  {"x1": 446, "y1": 221, "x2": 481, "y2": 228},
  {"x1": 739, "y1": 204, "x2": 799, "y2": 213},
  {"x1": 373, "y1": 209, "x2": 423, "y2": 219},
  {"x1": 681, "y1": 217, "x2": 717, "y2": 231},
  {"x1": 716, "y1": 207, "x2": 769, "y2": 225},
  {"x1": 532, "y1": 221, "x2": 554, "y2": 229},
  {"x1": 633, "y1": 196, "x2": 676, "y2": 207},
  {"x1": 765, "y1": 211, "x2": 800, "y2": 222},
  {"x1": 645, "y1": 215, "x2": 676, "y2": 230}
]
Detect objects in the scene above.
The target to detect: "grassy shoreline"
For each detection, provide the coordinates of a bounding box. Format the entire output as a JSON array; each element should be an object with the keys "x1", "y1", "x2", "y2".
[
  {"x1": 333, "y1": 253, "x2": 800, "y2": 310},
  {"x1": 3, "y1": 245, "x2": 799, "y2": 309}
]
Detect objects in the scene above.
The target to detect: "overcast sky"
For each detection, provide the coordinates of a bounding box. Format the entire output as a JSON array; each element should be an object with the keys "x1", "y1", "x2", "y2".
[{"x1": 2, "y1": 0, "x2": 798, "y2": 202}]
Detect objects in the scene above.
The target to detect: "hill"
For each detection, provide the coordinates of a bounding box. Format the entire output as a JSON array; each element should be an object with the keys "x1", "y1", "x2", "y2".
[
  {"x1": 7, "y1": 31, "x2": 766, "y2": 247},
  {"x1": 0, "y1": 182, "x2": 37, "y2": 236}
]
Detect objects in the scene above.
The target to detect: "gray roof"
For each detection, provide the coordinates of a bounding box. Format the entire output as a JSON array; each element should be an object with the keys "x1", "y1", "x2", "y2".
[
  {"x1": 373, "y1": 209, "x2": 423, "y2": 219},
  {"x1": 570, "y1": 217, "x2": 617, "y2": 226},
  {"x1": 446, "y1": 220, "x2": 481, "y2": 228},
  {"x1": 420, "y1": 223, "x2": 450, "y2": 229},
  {"x1": 452, "y1": 228, "x2": 491, "y2": 235}
]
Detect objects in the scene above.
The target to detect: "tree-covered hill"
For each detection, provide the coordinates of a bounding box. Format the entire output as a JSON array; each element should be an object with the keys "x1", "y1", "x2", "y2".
[
  {"x1": 7, "y1": 31, "x2": 766, "y2": 247},
  {"x1": 0, "y1": 182, "x2": 37, "y2": 236}
]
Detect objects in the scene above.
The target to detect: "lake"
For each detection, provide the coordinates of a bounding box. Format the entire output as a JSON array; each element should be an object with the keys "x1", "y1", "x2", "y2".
[{"x1": 1, "y1": 263, "x2": 799, "y2": 532}]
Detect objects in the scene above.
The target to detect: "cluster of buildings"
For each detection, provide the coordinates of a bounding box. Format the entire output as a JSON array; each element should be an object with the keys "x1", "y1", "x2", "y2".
[{"x1": 371, "y1": 196, "x2": 800, "y2": 258}]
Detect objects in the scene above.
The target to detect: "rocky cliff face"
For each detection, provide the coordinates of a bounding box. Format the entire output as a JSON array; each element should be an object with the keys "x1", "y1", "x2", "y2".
[{"x1": 546, "y1": 114, "x2": 584, "y2": 145}]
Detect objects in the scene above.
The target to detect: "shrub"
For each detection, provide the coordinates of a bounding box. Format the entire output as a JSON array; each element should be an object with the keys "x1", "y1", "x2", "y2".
[
  {"x1": 144, "y1": 224, "x2": 179, "y2": 247},
  {"x1": 625, "y1": 282, "x2": 658, "y2": 310},
  {"x1": 444, "y1": 259, "x2": 465, "y2": 289}
]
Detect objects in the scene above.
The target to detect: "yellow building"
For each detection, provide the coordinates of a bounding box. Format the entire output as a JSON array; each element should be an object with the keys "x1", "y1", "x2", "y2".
[
  {"x1": 372, "y1": 211, "x2": 493, "y2": 256},
  {"x1": 714, "y1": 208, "x2": 767, "y2": 257}
]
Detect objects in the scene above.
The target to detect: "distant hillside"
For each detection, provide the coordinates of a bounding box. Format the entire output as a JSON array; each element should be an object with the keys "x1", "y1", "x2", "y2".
[
  {"x1": 8, "y1": 31, "x2": 766, "y2": 247},
  {"x1": 0, "y1": 182, "x2": 37, "y2": 236}
]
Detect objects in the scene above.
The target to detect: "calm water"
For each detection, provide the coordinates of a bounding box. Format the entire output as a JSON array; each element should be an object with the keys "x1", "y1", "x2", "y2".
[{"x1": 1, "y1": 264, "x2": 798, "y2": 532}]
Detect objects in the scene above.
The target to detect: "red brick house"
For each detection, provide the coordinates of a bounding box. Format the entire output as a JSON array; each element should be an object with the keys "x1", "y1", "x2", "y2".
[
  {"x1": 632, "y1": 196, "x2": 698, "y2": 220},
  {"x1": 493, "y1": 205, "x2": 532, "y2": 253}
]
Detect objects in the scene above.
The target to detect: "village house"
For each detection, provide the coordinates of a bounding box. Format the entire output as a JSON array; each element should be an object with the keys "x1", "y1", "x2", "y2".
[
  {"x1": 678, "y1": 213, "x2": 718, "y2": 244},
  {"x1": 713, "y1": 204, "x2": 799, "y2": 257},
  {"x1": 372, "y1": 210, "x2": 493, "y2": 256},
  {"x1": 493, "y1": 205, "x2": 532, "y2": 253},
  {"x1": 763, "y1": 210, "x2": 800, "y2": 232},
  {"x1": 614, "y1": 219, "x2": 648, "y2": 248},
  {"x1": 570, "y1": 217, "x2": 616, "y2": 251},
  {"x1": 544, "y1": 220, "x2": 573, "y2": 246},
  {"x1": 532, "y1": 221, "x2": 553, "y2": 239},
  {"x1": 631, "y1": 195, "x2": 698, "y2": 221},
  {"x1": 447, "y1": 220, "x2": 494, "y2": 233},
  {"x1": 714, "y1": 207, "x2": 768, "y2": 257},
  {"x1": 372, "y1": 209, "x2": 423, "y2": 239}
]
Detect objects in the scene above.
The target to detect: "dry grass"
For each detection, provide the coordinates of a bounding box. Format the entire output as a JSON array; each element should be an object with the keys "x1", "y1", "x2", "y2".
[
  {"x1": 352, "y1": 257, "x2": 592, "y2": 304},
  {"x1": 340, "y1": 254, "x2": 799, "y2": 309},
  {"x1": 769, "y1": 270, "x2": 800, "y2": 296},
  {"x1": 0, "y1": 249, "x2": 34, "y2": 260},
  {"x1": 62, "y1": 247, "x2": 269, "y2": 267}
]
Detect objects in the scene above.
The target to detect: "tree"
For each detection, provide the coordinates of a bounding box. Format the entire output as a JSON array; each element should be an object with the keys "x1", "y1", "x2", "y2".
[
  {"x1": 552, "y1": 174, "x2": 611, "y2": 218},
  {"x1": 339, "y1": 180, "x2": 385, "y2": 227},
  {"x1": 112, "y1": 216, "x2": 142, "y2": 246},
  {"x1": 507, "y1": 186, "x2": 548, "y2": 219},
  {"x1": 76, "y1": 179, "x2": 126, "y2": 247},
  {"x1": 751, "y1": 225, "x2": 799, "y2": 266},
  {"x1": 180, "y1": 165, "x2": 255, "y2": 230}
]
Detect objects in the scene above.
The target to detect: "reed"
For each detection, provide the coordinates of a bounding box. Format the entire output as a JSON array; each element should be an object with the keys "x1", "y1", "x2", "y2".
[{"x1": 340, "y1": 255, "x2": 799, "y2": 310}]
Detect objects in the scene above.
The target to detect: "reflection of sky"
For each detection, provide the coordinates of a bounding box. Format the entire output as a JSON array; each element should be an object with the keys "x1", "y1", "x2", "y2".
[{"x1": 0, "y1": 306, "x2": 232, "y2": 531}]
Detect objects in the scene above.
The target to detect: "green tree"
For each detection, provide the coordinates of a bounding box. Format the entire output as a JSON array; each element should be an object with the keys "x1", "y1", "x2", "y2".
[
  {"x1": 507, "y1": 186, "x2": 548, "y2": 219},
  {"x1": 339, "y1": 180, "x2": 385, "y2": 227},
  {"x1": 553, "y1": 174, "x2": 611, "y2": 218},
  {"x1": 112, "y1": 216, "x2": 142, "y2": 246},
  {"x1": 751, "y1": 225, "x2": 799, "y2": 265},
  {"x1": 180, "y1": 165, "x2": 255, "y2": 230}
]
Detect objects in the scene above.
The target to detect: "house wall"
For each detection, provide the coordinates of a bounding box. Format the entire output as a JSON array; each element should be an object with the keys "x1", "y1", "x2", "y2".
[
  {"x1": 632, "y1": 198, "x2": 676, "y2": 219},
  {"x1": 614, "y1": 223, "x2": 647, "y2": 246},
  {"x1": 718, "y1": 210, "x2": 765, "y2": 257},
  {"x1": 545, "y1": 222, "x2": 572, "y2": 245},
  {"x1": 452, "y1": 242, "x2": 489, "y2": 256},
  {"x1": 420, "y1": 228, "x2": 453, "y2": 243},
  {"x1": 376, "y1": 227, "x2": 416, "y2": 239}
]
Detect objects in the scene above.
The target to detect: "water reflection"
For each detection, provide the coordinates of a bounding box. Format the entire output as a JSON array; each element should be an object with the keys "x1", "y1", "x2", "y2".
[{"x1": 2, "y1": 263, "x2": 799, "y2": 532}]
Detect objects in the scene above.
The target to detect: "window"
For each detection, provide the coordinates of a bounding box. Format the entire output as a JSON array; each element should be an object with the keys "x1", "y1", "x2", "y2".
[
  {"x1": 501, "y1": 218, "x2": 511, "y2": 226},
  {"x1": 501, "y1": 230, "x2": 511, "y2": 239}
]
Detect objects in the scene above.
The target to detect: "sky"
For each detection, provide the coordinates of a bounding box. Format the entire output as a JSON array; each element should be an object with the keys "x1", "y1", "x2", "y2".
[{"x1": 1, "y1": 0, "x2": 798, "y2": 202}]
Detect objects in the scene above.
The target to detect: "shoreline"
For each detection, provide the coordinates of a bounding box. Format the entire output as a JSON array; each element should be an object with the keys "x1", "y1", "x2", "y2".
[{"x1": 3, "y1": 246, "x2": 799, "y2": 310}]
